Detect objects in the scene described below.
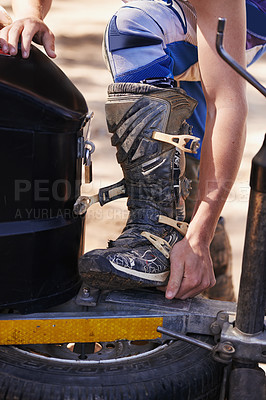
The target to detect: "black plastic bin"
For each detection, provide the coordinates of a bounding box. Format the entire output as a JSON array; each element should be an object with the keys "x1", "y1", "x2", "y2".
[{"x1": 0, "y1": 46, "x2": 88, "y2": 313}]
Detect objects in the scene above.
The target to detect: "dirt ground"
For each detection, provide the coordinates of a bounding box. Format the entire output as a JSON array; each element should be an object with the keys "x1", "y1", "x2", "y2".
[{"x1": 5, "y1": 0, "x2": 266, "y2": 299}]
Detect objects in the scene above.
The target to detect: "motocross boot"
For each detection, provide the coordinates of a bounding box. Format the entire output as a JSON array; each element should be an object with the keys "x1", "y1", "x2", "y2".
[
  {"x1": 79, "y1": 82, "x2": 198, "y2": 289},
  {"x1": 185, "y1": 155, "x2": 235, "y2": 301}
]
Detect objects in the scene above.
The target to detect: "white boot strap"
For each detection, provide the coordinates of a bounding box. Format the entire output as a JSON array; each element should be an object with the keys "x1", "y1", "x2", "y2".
[
  {"x1": 141, "y1": 231, "x2": 171, "y2": 259},
  {"x1": 158, "y1": 215, "x2": 188, "y2": 236},
  {"x1": 152, "y1": 131, "x2": 200, "y2": 154}
]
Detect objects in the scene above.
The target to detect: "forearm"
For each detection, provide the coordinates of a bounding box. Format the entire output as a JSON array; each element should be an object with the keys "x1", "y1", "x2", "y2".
[
  {"x1": 12, "y1": 0, "x2": 52, "y2": 20},
  {"x1": 167, "y1": 101, "x2": 247, "y2": 299},
  {"x1": 188, "y1": 103, "x2": 247, "y2": 244},
  {"x1": 165, "y1": 0, "x2": 248, "y2": 300},
  {"x1": 188, "y1": 0, "x2": 247, "y2": 244}
]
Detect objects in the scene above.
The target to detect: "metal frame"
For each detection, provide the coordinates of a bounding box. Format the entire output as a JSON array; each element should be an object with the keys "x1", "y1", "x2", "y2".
[{"x1": 1, "y1": 284, "x2": 265, "y2": 366}]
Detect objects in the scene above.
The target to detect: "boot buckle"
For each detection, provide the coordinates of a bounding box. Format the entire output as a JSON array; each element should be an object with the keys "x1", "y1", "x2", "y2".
[
  {"x1": 73, "y1": 194, "x2": 99, "y2": 215},
  {"x1": 152, "y1": 131, "x2": 200, "y2": 154},
  {"x1": 73, "y1": 179, "x2": 127, "y2": 215},
  {"x1": 158, "y1": 215, "x2": 189, "y2": 236},
  {"x1": 141, "y1": 231, "x2": 171, "y2": 259}
]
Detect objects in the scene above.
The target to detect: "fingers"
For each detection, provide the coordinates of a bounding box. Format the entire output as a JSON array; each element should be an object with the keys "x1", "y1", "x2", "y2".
[
  {"x1": 165, "y1": 272, "x2": 215, "y2": 300},
  {"x1": 3, "y1": 21, "x2": 23, "y2": 56},
  {"x1": 0, "y1": 18, "x2": 56, "y2": 59},
  {"x1": 165, "y1": 261, "x2": 184, "y2": 299},
  {"x1": 177, "y1": 273, "x2": 216, "y2": 300},
  {"x1": 41, "y1": 29, "x2": 56, "y2": 58},
  {"x1": 162, "y1": 239, "x2": 216, "y2": 300},
  {"x1": 0, "y1": 26, "x2": 10, "y2": 53},
  {"x1": 20, "y1": 22, "x2": 40, "y2": 58},
  {"x1": 158, "y1": 272, "x2": 215, "y2": 300},
  {"x1": 21, "y1": 24, "x2": 56, "y2": 58},
  {"x1": 0, "y1": 21, "x2": 27, "y2": 56},
  {"x1": 164, "y1": 240, "x2": 186, "y2": 299}
]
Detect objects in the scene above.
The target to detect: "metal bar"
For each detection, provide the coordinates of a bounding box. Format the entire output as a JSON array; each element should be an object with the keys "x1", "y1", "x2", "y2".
[
  {"x1": 228, "y1": 368, "x2": 266, "y2": 400},
  {"x1": 235, "y1": 137, "x2": 266, "y2": 334},
  {"x1": 216, "y1": 19, "x2": 266, "y2": 398},
  {"x1": 157, "y1": 326, "x2": 214, "y2": 351},
  {"x1": 103, "y1": 290, "x2": 237, "y2": 336},
  {"x1": 216, "y1": 18, "x2": 266, "y2": 98}
]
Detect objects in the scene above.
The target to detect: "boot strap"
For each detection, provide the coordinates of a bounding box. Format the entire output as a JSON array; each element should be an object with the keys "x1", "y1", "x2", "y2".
[
  {"x1": 141, "y1": 217, "x2": 188, "y2": 258},
  {"x1": 73, "y1": 179, "x2": 127, "y2": 215},
  {"x1": 152, "y1": 131, "x2": 200, "y2": 154},
  {"x1": 141, "y1": 231, "x2": 171, "y2": 259},
  {"x1": 158, "y1": 215, "x2": 188, "y2": 236},
  {"x1": 73, "y1": 194, "x2": 99, "y2": 215}
]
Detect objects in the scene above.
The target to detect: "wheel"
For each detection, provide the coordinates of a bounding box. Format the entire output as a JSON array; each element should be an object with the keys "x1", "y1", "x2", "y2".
[{"x1": 0, "y1": 334, "x2": 224, "y2": 400}]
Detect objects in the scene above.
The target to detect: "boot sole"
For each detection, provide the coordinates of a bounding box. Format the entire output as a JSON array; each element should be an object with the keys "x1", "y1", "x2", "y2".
[{"x1": 79, "y1": 255, "x2": 169, "y2": 290}]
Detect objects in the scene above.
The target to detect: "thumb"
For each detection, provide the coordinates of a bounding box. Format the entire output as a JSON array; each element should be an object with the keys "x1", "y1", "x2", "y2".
[{"x1": 165, "y1": 258, "x2": 184, "y2": 299}]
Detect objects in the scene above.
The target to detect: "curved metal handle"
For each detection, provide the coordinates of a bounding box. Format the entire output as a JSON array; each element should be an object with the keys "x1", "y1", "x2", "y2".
[{"x1": 216, "y1": 18, "x2": 266, "y2": 98}]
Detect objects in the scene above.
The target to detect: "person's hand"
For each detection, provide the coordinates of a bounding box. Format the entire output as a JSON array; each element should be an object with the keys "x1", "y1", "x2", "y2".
[
  {"x1": 0, "y1": 16, "x2": 56, "y2": 59},
  {"x1": 159, "y1": 236, "x2": 216, "y2": 300}
]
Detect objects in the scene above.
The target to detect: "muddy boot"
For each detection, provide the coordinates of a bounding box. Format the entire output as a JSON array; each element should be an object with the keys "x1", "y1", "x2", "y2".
[
  {"x1": 185, "y1": 156, "x2": 235, "y2": 301},
  {"x1": 79, "y1": 82, "x2": 198, "y2": 290}
]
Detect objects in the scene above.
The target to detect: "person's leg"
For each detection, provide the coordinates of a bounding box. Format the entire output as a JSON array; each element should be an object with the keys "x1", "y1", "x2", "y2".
[
  {"x1": 79, "y1": 81, "x2": 197, "y2": 289},
  {"x1": 104, "y1": 1, "x2": 180, "y2": 83},
  {"x1": 80, "y1": 1, "x2": 198, "y2": 288},
  {"x1": 80, "y1": 0, "x2": 235, "y2": 299}
]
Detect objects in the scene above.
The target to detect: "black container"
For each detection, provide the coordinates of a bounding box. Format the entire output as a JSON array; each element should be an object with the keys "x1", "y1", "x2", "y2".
[{"x1": 0, "y1": 46, "x2": 88, "y2": 313}]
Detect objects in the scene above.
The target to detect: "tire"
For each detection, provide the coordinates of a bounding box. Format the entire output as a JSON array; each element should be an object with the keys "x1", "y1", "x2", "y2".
[{"x1": 0, "y1": 335, "x2": 224, "y2": 400}]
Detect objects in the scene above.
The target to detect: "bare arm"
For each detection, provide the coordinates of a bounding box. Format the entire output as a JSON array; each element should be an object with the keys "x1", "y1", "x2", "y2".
[
  {"x1": 165, "y1": 0, "x2": 248, "y2": 299},
  {"x1": 0, "y1": 0, "x2": 55, "y2": 58},
  {"x1": 12, "y1": 0, "x2": 52, "y2": 19}
]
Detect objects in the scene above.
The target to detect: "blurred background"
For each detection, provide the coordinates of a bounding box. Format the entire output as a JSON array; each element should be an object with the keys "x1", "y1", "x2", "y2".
[{"x1": 3, "y1": 0, "x2": 266, "y2": 300}]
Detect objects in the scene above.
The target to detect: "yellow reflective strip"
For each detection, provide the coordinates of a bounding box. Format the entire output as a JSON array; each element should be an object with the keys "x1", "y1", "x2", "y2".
[{"x1": 0, "y1": 317, "x2": 163, "y2": 345}]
